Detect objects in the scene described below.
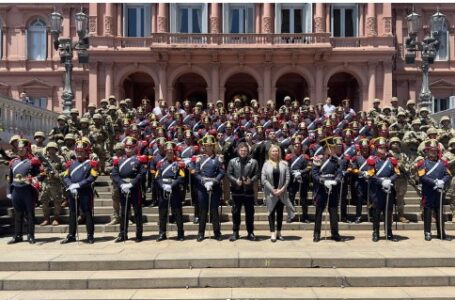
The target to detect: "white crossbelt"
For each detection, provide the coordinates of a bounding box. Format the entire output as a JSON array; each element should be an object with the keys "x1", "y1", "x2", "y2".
[
  {"x1": 70, "y1": 160, "x2": 89, "y2": 177},
  {"x1": 119, "y1": 156, "x2": 135, "y2": 173}
]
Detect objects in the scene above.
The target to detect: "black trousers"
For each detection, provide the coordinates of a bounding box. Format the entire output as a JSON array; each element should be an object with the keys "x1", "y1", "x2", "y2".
[
  {"x1": 231, "y1": 195, "x2": 255, "y2": 234},
  {"x1": 268, "y1": 201, "x2": 284, "y2": 232}
]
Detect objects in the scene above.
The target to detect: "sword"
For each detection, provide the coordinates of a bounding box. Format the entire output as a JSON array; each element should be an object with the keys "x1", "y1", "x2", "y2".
[
  {"x1": 73, "y1": 190, "x2": 80, "y2": 244},
  {"x1": 123, "y1": 189, "x2": 130, "y2": 244},
  {"x1": 325, "y1": 185, "x2": 332, "y2": 240},
  {"x1": 439, "y1": 188, "x2": 444, "y2": 241},
  {"x1": 367, "y1": 179, "x2": 371, "y2": 223},
  {"x1": 208, "y1": 188, "x2": 212, "y2": 239},
  {"x1": 166, "y1": 189, "x2": 172, "y2": 237},
  {"x1": 385, "y1": 188, "x2": 391, "y2": 242}
]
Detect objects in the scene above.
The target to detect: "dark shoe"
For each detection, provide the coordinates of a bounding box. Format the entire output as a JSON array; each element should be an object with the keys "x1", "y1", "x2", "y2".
[
  {"x1": 135, "y1": 235, "x2": 143, "y2": 243},
  {"x1": 313, "y1": 234, "x2": 320, "y2": 243},
  {"x1": 354, "y1": 216, "x2": 362, "y2": 224},
  {"x1": 214, "y1": 232, "x2": 222, "y2": 241},
  {"x1": 197, "y1": 233, "x2": 205, "y2": 242},
  {"x1": 425, "y1": 232, "x2": 432, "y2": 241},
  {"x1": 229, "y1": 232, "x2": 240, "y2": 242},
  {"x1": 437, "y1": 234, "x2": 452, "y2": 241},
  {"x1": 27, "y1": 235, "x2": 35, "y2": 244},
  {"x1": 340, "y1": 217, "x2": 348, "y2": 223},
  {"x1": 86, "y1": 235, "x2": 95, "y2": 244},
  {"x1": 386, "y1": 234, "x2": 397, "y2": 242},
  {"x1": 115, "y1": 234, "x2": 127, "y2": 243},
  {"x1": 177, "y1": 234, "x2": 185, "y2": 241},
  {"x1": 193, "y1": 217, "x2": 199, "y2": 224},
  {"x1": 331, "y1": 233, "x2": 342, "y2": 242},
  {"x1": 301, "y1": 218, "x2": 310, "y2": 224},
  {"x1": 157, "y1": 233, "x2": 167, "y2": 242},
  {"x1": 7, "y1": 236, "x2": 23, "y2": 244},
  {"x1": 276, "y1": 234, "x2": 285, "y2": 241},
  {"x1": 372, "y1": 232, "x2": 379, "y2": 242},
  {"x1": 247, "y1": 233, "x2": 256, "y2": 241},
  {"x1": 60, "y1": 235, "x2": 76, "y2": 244}
]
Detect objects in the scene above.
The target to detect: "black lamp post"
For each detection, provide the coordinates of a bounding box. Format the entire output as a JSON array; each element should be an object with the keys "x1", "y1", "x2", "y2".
[
  {"x1": 405, "y1": 9, "x2": 446, "y2": 109},
  {"x1": 49, "y1": 9, "x2": 89, "y2": 115}
]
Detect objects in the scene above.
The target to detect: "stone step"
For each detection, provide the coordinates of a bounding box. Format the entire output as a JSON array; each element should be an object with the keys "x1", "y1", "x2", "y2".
[
  {"x1": 2, "y1": 287, "x2": 455, "y2": 300},
  {"x1": 21, "y1": 220, "x2": 455, "y2": 233},
  {"x1": 2, "y1": 267, "x2": 455, "y2": 290}
]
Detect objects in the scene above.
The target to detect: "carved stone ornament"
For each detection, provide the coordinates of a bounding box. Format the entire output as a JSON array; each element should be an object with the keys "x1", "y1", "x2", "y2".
[
  {"x1": 104, "y1": 16, "x2": 112, "y2": 35},
  {"x1": 314, "y1": 17, "x2": 324, "y2": 33},
  {"x1": 366, "y1": 17, "x2": 377, "y2": 36},
  {"x1": 383, "y1": 17, "x2": 392, "y2": 35},
  {"x1": 158, "y1": 16, "x2": 167, "y2": 33},
  {"x1": 89, "y1": 16, "x2": 97, "y2": 33},
  {"x1": 210, "y1": 17, "x2": 220, "y2": 34},
  {"x1": 262, "y1": 16, "x2": 273, "y2": 34}
]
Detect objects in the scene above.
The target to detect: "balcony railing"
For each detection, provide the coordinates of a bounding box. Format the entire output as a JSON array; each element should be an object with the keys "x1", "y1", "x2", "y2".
[
  {"x1": 432, "y1": 107, "x2": 455, "y2": 127},
  {"x1": 0, "y1": 95, "x2": 58, "y2": 143},
  {"x1": 91, "y1": 33, "x2": 396, "y2": 49},
  {"x1": 91, "y1": 33, "x2": 333, "y2": 49}
]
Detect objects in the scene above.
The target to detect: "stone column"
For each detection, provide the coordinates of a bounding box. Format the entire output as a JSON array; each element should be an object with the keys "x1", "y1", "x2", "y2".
[
  {"x1": 314, "y1": 3, "x2": 325, "y2": 33},
  {"x1": 366, "y1": 3, "x2": 377, "y2": 37},
  {"x1": 158, "y1": 63, "x2": 167, "y2": 100},
  {"x1": 382, "y1": 3, "x2": 392, "y2": 37},
  {"x1": 157, "y1": 3, "x2": 168, "y2": 33},
  {"x1": 89, "y1": 62, "x2": 98, "y2": 105},
  {"x1": 104, "y1": 3, "x2": 113, "y2": 36},
  {"x1": 75, "y1": 79, "x2": 83, "y2": 114},
  {"x1": 89, "y1": 3, "x2": 98, "y2": 36},
  {"x1": 211, "y1": 63, "x2": 220, "y2": 102},
  {"x1": 263, "y1": 63, "x2": 272, "y2": 103},
  {"x1": 315, "y1": 65, "x2": 324, "y2": 102},
  {"x1": 255, "y1": 4, "x2": 261, "y2": 34},
  {"x1": 210, "y1": 3, "x2": 220, "y2": 33},
  {"x1": 262, "y1": 3, "x2": 273, "y2": 33},
  {"x1": 382, "y1": 62, "x2": 393, "y2": 105},
  {"x1": 368, "y1": 62, "x2": 376, "y2": 102},
  {"x1": 105, "y1": 63, "x2": 113, "y2": 99}
]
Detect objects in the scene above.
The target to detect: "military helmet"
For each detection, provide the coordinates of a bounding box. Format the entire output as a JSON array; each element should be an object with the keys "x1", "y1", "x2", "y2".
[
  {"x1": 108, "y1": 95, "x2": 116, "y2": 101},
  {"x1": 34, "y1": 131, "x2": 45, "y2": 138},
  {"x1": 389, "y1": 137, "x2": 401, "y2": 147},
  {"x1": 419, "y1": 107, "x2": 430, "y2": 114},
  {"x1": 373, "y1": 98, "x2": 381, "y2": 104},
  {"x1": 119, "y1": 100, "x2": 126, "y2": 106},
  {"x1": 427, "y1": 127, "x2": 438, "y2": 136},
  {"x1": 440, "y1": 116, "x2": 451, "y2": 123},
  {"x1": 201, "y1": 134, "x2": 216, "y2": 146},
  {"x1": 411, "y1": 119, "x2": 421, "y2": 126},
  {"x1": 80, "y1": 117, "x2": 90, "y2": 124},
  {"x1": 382, "y1": 106, "x2": 392, "y2": 112},
  {"x1": 9, "y1": 134, "x2": 21, "y2": 144},
  {"x1": 57, "y1": 114, "x2": 67, "y2": 121},
  {"x1": 70, "y1": 108, "x2": 79, "y2": 115},
  {"x1": 125, "y1": 98, "x2": 132, "y2": 104},
  {"x1": 100, "y1": 99, "x2": 108, "y2": 105},
  {"x1": 87, "y1": 103, "x2": 96, "y2": 109},
  {"x1": 303, "y1": 97, "x2": 310, "y2": 103},
  {"x1": 114, "y1": 142, "x2": 125, "y2": 151},
  {"x1": 234, "y1": 98, "x2": 242, "y2": 104},
  {"x1": 108, "y1": 105, "x2": 117, "y2": 111},
  {"x1": 64, "y1": 133, "x2": 76, "y2": 141},
  {"x1": 284, "y1": 96, "x2": 291, "y2": 102},
  {"x1": 123, "y1": 136, "x2": 137, "y2": 147},
  {"x1": 46, "y1": 141, "x2": 58, "y2": 150},
  {"x1": 397, "y1": 111, "x2": 406, "y2": 117},
  {"x1": 406, "y1": 99, "x2": 416, "y2": 106},
  {"x1": 449, "y1": 137, "x2": 455, "y2": 147},
  {"x1": 93, "y1": 113, "x2": 102, "y2": 120}
]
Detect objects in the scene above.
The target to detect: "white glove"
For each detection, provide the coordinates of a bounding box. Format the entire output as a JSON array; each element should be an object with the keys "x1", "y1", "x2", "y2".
[
  {"x1": 6, "y1": 194, "x2": 12, "y2": 200},
  {"x1": 204, "y1": 181, "x2": 213, "y2": 191},
  {"x1": 67, "y1": 183, "x2": 80, "y2": 191},
  {"x1": 324, "y1": 180, "x2": 336, "y2": 189},
  {"x1": 382, "y1": 179, "x2": 392, "y2": 190},
  {"x1": 434, "y1": 179, "x2": 445, "y2": 190},
  {"x1": 70, "y1": 189, "x2": 78, "y2": 196},
  {"x1": 121, "y1": 183, "x2": 133, "y2": 193},
  {"x1": 163, "y1": 184, "x2": 172, "y2": 192}
]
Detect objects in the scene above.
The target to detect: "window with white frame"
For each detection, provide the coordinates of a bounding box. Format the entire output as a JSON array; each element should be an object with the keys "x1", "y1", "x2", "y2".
[
  {"x1": 29, "y1": 96, "x2": 48, "y2": 109},
  {"x1": 27, "y1": 19, "x2": 47, "y2": 61},
  {"x1": 170, "y1": 3, "x2": 207, "y2": 33},
  {"x1": 223, "y1": 4, "x2": 255, "y2": 33},
  {"x1": 331, "y1": 4, "x2": 358, "y2": 37},
  {"x1": 435, "y1": 22, "x2": 449, "y2": 61},
  {"x1": 124, "y1": 4, "x2": 151, "y2": 37},
  {"x1": 275, "y1": 4, "x2": 312, "y2": 34}
]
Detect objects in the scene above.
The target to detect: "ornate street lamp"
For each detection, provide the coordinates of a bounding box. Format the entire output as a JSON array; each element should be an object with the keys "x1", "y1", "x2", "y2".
[
  {"x1": 50, "y1": 8, "x2": 89, "y2": 115},
  {"x1": 405, "y1": 9, "x2": 446, "y2": 110}
]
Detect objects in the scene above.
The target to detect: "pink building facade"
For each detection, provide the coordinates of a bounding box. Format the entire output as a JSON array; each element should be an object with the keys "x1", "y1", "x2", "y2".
[{"x1": 0, "y1": 3, "x2": 453, "y2": 113}]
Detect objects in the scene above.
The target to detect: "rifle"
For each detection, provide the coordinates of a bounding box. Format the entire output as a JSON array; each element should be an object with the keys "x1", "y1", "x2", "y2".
[
  {"x1": 36, "y1": 152, "x2": 69, "y2": 196},
  {"x1": 399, "y1": 164, "x2": 422, "y2": 197}
]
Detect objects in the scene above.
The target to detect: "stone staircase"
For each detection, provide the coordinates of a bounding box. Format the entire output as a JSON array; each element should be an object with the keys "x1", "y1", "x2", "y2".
[
  {"x1": 1, "y1": 176, "x2": 455, "y2": 299},
  {"x1": 0, "y1": 175, "x2": 454, "y2": 235}
]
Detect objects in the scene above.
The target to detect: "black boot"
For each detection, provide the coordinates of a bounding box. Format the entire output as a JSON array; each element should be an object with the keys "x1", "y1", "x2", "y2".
[
  {"x1": 313, "y1": 206, "x2": 323, "y2": 242},
  {"x1": 115, "y1": 233, "x2": 126, "y2": 243},
  {"x1": 86, "y1": 234, "x2": 95, "y2": 244},
  {"x1": 11, "y1": 210, "x2": 24, "y2": 243},
  {"x1": 424, "y1": 208, "x2": 432, "y2": 241},
  {"x1": 230, "y1": 231, "x2": 240, "y2": 242},
  {"x1": 372, "y1": 209, "x2": 381, "y2": 242},
  {"x1": 197, "y1": 232, "x2": 205, "y2": 242},
  {"x1": 61, "y1": 234, "x2": 76, "y2": 244},
  {"x1": 174, "y1": 208, "x2": 184, "y2": 238},
  {"x1": 135, "y1": 206, "x2": 143, "y2": 242},
  {"x1": 157, "y1": 232, "x2": 167, "y2": 241},
  {"x1": 435, "y1": 207, "x2": 452, "y2": 241},
  {"x1": 177, "y1": 230, "x2": 185, "y2": 241},
  {"x1": 386, "y1": 208, "x2": 396, "y2": 241},
  {"x1": 158, "y1": 207, "x2": 168, "y2": 238},
  {"x1": 198, "y1": 209, "x2": 208, "y2": 236},
  {"x1": 85, "y1": 212, "x2": 95, "y2": 240},
  {"x1": 25, "y1": 210, "x2": 35, "y2": 242},
  {"x1": 211, "y1": 208, "x2": 221, "y2": 237},
  {"x1": 68, "y1": 210, "x2": 77, "y2": 238},
  {"x1": 329, "y1": 207, "x2": 341, "y2": 241}
]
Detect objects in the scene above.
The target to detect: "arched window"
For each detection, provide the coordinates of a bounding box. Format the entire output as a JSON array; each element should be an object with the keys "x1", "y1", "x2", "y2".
[
  {"x1": 27, "y1": 19, "x2": 47, "y2": 61},
  {"x1": 436, "y1": 21, "x2": 449, "y2": 61}
]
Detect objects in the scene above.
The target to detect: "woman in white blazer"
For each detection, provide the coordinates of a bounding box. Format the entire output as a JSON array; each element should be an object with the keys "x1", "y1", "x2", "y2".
[{"x1": 261, "y1": 145, "x2": 296, "y2": 242}]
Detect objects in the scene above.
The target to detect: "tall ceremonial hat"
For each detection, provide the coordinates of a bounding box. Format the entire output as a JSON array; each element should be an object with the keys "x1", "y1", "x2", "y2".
[
  {"x1": 358, "y1": 138, "x2": 370, "y2": 148},
  {"x1": 375, "y1": 136, "x2": 388, "y2": 148},
  {"x1": 201, "y1": 134, "x2": 216, "y2": 146},
  {"x1": 17, "y1": 138, "x2": 30, "y2": 149},
  {"x1": 156, "y1": 137, "x2": 167, "y2": 146},
  {"x1": 425, "y1": 138, "x2": 439, "y2": 150},
  {"x1": 123, "y1": 136, "x2": 137, "y2": 147},
  {"x1": 184, "y1": 129, "x2": 193, "y2": 139},
  {"x1": 164, "y1": 141, "x2": 177, "y2": 151},
  {"x1": 75, "y1": 139, "x2": 90, "y2": 152},
  {"x1": 319, "y1": 136, "x2": 335, "y2": 149}
]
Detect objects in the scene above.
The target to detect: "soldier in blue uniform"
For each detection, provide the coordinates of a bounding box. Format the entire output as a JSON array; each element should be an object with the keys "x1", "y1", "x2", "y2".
[
  {"x1": 350, "y1": 138, "x2": 374, "y2": 223},
  {"x1": 367, "y1": 137, "x2": 399, "y2": 242},
  {"x1": 285, "y1": 137, "x2": 311, "y2": 223},
  {"x1": 192, "y1": 135, "x2": 225, "y2": 241},
  {"x1": 7, "y1": 139, "x2": 42, "y2": 244},
  {"x1": 311, "y1": 137, "x2": 343, "y2": 242},
  {"x1": 61, "y1": 140, "x2": 98, "y2": 244},
  {"x1": 148, "y1": 137, "x2": 166, "y2": 206},
  {"x1": 112, "y1": 137, "x2": 148, "y2": 242},
  {"x1": 155, "y1": 142, "x2": 186, "y2": 241},
  {"x1": 416, "y1": 139, "x2": 452, "y2": 241}
]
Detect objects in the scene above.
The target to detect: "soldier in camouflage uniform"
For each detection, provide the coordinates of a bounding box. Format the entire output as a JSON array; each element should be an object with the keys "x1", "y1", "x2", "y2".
[
  {"x1": 39, "y1": 142, "x2": 65, "y2": 226},
  {"x1": 438, "y1": 116, "x2": 455, "y2": 149},
  {"x1": 105, "y1": 142, "x2": 125, "y2": 225},
  {"x1": 31, "y1": 131, "x2": 46, "y2": 156},
  {"x1": 389, "y1": 137, "x2": 410, "y2": 223},
  {"x1": 443, "y1": 138, "x2": 455, "y2": 223},
  {"x1": 368, "y1": 99, "x2": 382, "y2": 119},
  {"x1": 68, "y1": 108, "x2": 81, "y2": 134},
  {"x1": 89, "y1": 114, "x2": 109, "y2": 174},
  {"x1": 60, "y1": 133, "x2": 77, "y2": 162},
  {"x1": 403, "y1": 119, "x2": 426, "y2": 161},
  {"x1": 389, "y1": 111, "x2": 411, "y2": 140},
  {"x1": 83, "y1": 103, "x2": 97, "y2": 120},
  {"x1": 79, "y1": 118, "x2": 91, "y2": 139},
  {"x1": 405, "y1": 100, "x2": 417, "y2": 123}
]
